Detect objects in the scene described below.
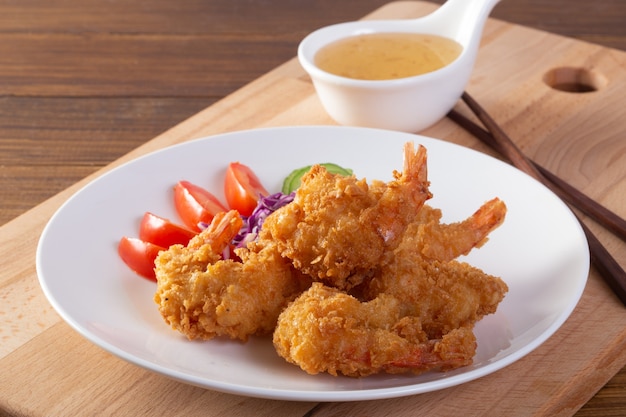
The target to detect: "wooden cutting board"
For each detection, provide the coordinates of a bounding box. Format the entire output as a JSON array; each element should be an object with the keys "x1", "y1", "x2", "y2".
[{"x1": 1, "y1": 1, "x2": 625, "y2": 416}]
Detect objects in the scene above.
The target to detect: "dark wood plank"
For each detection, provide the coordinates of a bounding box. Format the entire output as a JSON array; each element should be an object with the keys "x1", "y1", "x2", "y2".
[
  {"x1": 0, "y1": 0, "x2": 392, "y2": 34},
  {"x1": 0, "y1": 33, "x2": 298, "y2": 97},
  {"x1": 490, "y1": 0, "x2": 626, "y2": 50}
]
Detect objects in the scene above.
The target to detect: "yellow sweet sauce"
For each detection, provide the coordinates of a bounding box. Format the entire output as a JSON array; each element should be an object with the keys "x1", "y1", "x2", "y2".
[{"x1": 314, "y1": 32, "x2": 463, "y2": 80}]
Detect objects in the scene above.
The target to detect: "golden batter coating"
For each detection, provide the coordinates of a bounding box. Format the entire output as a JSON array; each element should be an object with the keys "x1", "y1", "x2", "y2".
[
  {"x1": 260, "y1": 142, "x2": 431, "y2": 290},
  {"x1": 154, "y1": 210, "x2": 310, "y2": 341},
  {"x1": 153, "y1": 142, "x2": 508, "y2": 377},
  {"x1": 273, "y1": 283, "x2": 478, "y2": 377}
]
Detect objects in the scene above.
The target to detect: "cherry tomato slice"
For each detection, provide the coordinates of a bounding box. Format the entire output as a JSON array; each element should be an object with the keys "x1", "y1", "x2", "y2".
[
  {"x1": 118, "y1": 237, "x2": 165, "y2": 281},
  {"x1": 174, "y1": 180, "x2": 228, "y2": 231},
  {"x1": 139, "y1": 212, "x2": 197, "y2": 248},
  {"x1": 224, "y1": 162, "x2": 269, "y2": 216}
]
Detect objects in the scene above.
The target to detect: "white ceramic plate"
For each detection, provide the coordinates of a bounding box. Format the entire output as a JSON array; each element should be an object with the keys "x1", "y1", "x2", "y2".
[{"x1": 36, "y1": 126, "x2": 588, "y2": 401}]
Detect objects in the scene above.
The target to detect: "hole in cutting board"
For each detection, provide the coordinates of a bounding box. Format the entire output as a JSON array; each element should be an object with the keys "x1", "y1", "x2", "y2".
[{"x1": 543, "y1": 67, "x2": 607, "y2": 93}]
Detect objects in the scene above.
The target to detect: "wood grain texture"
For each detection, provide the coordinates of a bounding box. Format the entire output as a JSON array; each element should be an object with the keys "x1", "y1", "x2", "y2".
[{"x1": 0, "y1": 1, "x2": 625, "y2": 416}]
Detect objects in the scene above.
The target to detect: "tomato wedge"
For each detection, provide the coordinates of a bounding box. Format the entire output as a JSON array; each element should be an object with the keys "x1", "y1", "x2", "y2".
[
  {"x1": 139, "y1": 212, "x2": 197, "y2": 248},
  {"x1": 118, "y1": 237, "x2": 165, "y2": 281},
  {"x1": 174, "y1": 180, "x2": 228, "y2": 231},
  {"x1": 224, "y1": 162, "x2": 269, "y2": 216}
]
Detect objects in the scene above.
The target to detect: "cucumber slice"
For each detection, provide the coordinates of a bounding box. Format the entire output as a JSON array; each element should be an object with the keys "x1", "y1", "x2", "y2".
[{"x1": 282, "y1": 163, "x2": 353, "y2": 194}]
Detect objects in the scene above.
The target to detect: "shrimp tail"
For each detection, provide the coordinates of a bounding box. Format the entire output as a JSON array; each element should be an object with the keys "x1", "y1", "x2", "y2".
[
  {"x1": 418, "y1": 197, "x2": 507, "y2": 262},
  {"x1": 387, "y1": 327, "x2": 477, "y2": 373},
  {"x1": 366, "y1": 143, "x2": 432, "y2": 245},
  {"x1": 273, "y1": 283, "x2": 477, "y2": 377},
  {"x1": 186, "y1": 209, "x2": 243, "y2": 255}
]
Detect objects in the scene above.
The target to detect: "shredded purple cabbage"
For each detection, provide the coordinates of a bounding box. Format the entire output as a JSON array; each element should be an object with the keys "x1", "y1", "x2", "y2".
[{"x1": 232, "y1": 191, "x2": 295, "y2": 249}]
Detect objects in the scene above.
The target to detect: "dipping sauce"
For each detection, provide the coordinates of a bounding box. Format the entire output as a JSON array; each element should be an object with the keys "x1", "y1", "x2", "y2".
[{"x1": 314, "y1": 33, "x2": 462, "y2": 80}]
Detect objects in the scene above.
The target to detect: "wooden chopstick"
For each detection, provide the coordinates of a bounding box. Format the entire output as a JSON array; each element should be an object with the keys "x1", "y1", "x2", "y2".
[
  {"x1": 447, "y1": 92, "x2": 626, "y2": 305},
  {"x1": 447, "y1": 108, "x2": 626, "y2": 242}
]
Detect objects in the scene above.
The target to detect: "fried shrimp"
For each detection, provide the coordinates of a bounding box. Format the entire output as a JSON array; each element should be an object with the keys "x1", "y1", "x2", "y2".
[
  {"x1": 273, "y1": 283, "x2": 476, "y2": 377},
  {"x1": 154, "y1": 210, "x2": 310, "y2": 341},
  {"x1": 261, "y1": 142, "x2": 431, "y2": 290},
  {"x1": 365, "y1": 258, "x2": 508, "y2": 339},
  {"x1": 259, "y1": 167, "x2": 379, "y2": 290},
  {"x1": 272, "y1": 197, "x2": 507, "y2": 377},
  {"x1": 363, "y1": 200, "x2": 509, "y2": 338},
  {"x1": 361, "y1": 142, "x2": 432, "y2": 246},
  {"x1": 153, "y1": 141, "x2": 509, "y2": 379}
]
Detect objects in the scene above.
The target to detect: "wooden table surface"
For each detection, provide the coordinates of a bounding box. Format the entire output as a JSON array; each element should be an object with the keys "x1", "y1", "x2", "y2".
[{"x1": 1, "y1": 1, "x2": 624, "y2": 415}]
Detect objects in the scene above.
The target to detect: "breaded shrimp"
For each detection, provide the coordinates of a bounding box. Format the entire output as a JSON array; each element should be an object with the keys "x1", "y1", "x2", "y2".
[
  {"x1": 152, "y1": 141, "x2": 509, "y2": 379},
  {"x1": 273, "y1": 283, "x2": 476, "y2": 377},
  {"x1": 261, "y1": 142, "x2": 431, "y2": 290},
  {"x1": 361, "y1": 142, "x2": 432, "y2": 246},
  {"x1": 413, "y1": 198, "x2": 507, "y2": 262},
  {"x1": 259, "y1": 167, "x2": 379, "y2": 290},
  {"x1": 363, "y1": 200, "x2": 509, "y2": 338},
  {"x1": 365, "y1": 258, "x2": 508, "y2": 339},
  {"x1": 154, "y1": 210, "x2": 310, "y2": 341}
]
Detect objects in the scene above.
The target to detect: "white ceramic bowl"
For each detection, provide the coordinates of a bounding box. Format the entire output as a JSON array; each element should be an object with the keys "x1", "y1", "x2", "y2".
[{"x1": 298, "y1": 0, "x2": 501, "y2": 132}]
